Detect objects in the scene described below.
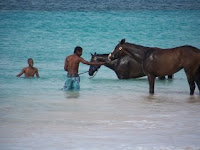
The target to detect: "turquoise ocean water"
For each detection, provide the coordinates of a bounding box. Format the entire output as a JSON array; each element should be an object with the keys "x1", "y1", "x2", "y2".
[{"x1": 1, "y1": 0, "x2": 200, "y2": 149}]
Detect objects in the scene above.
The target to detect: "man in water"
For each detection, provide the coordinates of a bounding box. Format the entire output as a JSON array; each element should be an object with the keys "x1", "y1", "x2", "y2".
[
  {"x1": 64, "y1": 46, "x2": 104, "y2": 91},
  {"x1": 16, "y1": 58, "x2": 40, "y2": 78}
]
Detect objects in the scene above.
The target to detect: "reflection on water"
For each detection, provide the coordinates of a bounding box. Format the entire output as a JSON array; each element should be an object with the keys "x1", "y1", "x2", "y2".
[
  {"x1": 144, "y1": 92, "x2": 200, "y2": 105},
  {"x1": 64, "y1": 91, "x2": 80, "y2": 99},
  {"x1": 146, "y1": 94, "x2": 156, "y2": 101},
  {"x1": 187, "y1": 95, "x2": 200, "y2": 103}
]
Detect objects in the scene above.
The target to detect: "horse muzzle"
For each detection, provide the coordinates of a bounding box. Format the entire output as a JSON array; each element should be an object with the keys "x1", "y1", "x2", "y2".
[
  {"x1": 88, "y1": 71, "x2": 94, "y2": 76},
  {"x1": 108, "y1": 53, "x2": 112, "y2": 61},
  {"x1": 108, "y1": 52, "x2": 119, "y2": 61}
]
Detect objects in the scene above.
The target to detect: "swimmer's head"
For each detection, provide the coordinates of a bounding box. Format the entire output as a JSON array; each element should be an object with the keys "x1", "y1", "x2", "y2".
[{"x1": 27, "y1": 58, "x2": 34, "y2": 67}]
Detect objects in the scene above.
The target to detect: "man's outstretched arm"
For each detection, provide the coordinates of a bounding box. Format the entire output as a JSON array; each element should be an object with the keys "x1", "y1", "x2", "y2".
[
  {"x1": 16, "y1": 68, "x2": 25, "y2": 77},
  {"x1": 79, "y1": 57, "x2": 105, "y2": 65}
]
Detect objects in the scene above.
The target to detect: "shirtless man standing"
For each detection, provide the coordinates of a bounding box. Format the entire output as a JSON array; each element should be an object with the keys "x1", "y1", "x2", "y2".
[
  {"x1": 64, "y1": 46, "x2": 104, "y2": 91},
  {"x1": 16, "y1": 58, "x2": 39, "y2": 78}
]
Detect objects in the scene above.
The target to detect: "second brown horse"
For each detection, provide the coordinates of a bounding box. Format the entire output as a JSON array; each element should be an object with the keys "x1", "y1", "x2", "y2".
[{"x1": 110, "y1": 39, "x2": 200, "y2": 95}]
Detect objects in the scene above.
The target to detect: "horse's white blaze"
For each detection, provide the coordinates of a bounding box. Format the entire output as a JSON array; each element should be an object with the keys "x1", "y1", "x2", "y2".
[
  {"x1": 150, "y1": 54, "x2": 154, "y2": 61},
  {"x1": 108, "y1": 53, "x2": 112, "y2": 61}
]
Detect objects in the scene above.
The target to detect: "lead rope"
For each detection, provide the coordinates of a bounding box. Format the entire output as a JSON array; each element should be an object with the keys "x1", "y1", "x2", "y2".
[
  {"x1": 78, "y1": 71, "x2": 89, "y2": 75},
  {"x1": 78, "y1": 69, "x2": 98, "y2": 78}
]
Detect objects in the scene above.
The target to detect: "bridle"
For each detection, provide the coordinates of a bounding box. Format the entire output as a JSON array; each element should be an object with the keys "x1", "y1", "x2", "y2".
[
  {"x1": 88, "y1": 55, "x2": 102, "y2": 78},
  {"x1": 112, "y1": 45, "x2": 134, "y2": 61},
  {"x1": 111, "y1": 46, "x2": 123, "y2": 60},
  {"x1": 90, "y1": 65, "x2": 100, "y2": 72}
]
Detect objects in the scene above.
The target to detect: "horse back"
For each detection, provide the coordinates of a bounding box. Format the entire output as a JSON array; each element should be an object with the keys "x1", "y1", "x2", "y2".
[
  {"x1": 179, "y1": 45, "x2": 200, "y2": 64},
  {"x1": 154, "y1": 45, "x2": 200, "y2": 63},
  {"x1": 143, "y1": 45, "x2": 200, "y2": 76}
]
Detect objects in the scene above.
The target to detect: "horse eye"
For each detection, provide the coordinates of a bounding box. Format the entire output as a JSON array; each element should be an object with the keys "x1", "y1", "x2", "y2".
[{"x1": 119, "y1": 47, "x2": 122, "y2": 51}]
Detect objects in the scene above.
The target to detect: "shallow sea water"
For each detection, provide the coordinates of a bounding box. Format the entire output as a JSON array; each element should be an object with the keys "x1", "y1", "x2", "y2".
[{"x1": 1, "y1": 70, "x2": 200, "y2": 150}]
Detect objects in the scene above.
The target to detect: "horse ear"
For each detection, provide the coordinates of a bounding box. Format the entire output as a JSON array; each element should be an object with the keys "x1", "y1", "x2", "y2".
[
  {"x1": 90, "y1": 52, "x2": 93, "y2": 56},
  {"x1": 120, "y1": 39, "x2": 126, "y2": 44},
  {"x1": 94, "y1": 52, "x2": 97, "y2": 55}
]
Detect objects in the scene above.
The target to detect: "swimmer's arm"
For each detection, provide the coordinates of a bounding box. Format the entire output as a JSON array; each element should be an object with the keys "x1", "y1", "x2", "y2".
[
  {"x1": 35, "y1": 68, "x2": 39, "y2": 78},
  {"x1": 79, "y1": 57, "x2": 105, "y2": 65},
  {"x1": 16, "y1": 68, "x2": 25, "y2": 77}
]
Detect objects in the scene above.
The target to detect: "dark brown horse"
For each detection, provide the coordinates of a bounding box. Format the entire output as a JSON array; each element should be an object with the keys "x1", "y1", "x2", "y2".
[
  {"x1": 89, "y1": 53, "x2": 173, "y2": 80},
  {"x1": 89, "y1": 53, "x2": 144, "y2": 79},
  {"x1": 109, "y1": 39, "x2": 200, "y2": 95}
]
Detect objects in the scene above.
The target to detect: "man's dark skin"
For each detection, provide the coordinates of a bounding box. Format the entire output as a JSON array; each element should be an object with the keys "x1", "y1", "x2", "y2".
[
  {"x1": 16, "y1": 58, "x2": 39, "y2": 78},
  {"x1": 64, "y1": 49, "x2": 104, "y2": 75}
]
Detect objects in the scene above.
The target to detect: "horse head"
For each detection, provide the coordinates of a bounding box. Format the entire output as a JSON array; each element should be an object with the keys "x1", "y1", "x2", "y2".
[
  {"x1": 88, "y1": 52, "x2": 102, "y2": 76},
  {"x1": 109, "y1": 39, "x2": 127, "y2": 61}
]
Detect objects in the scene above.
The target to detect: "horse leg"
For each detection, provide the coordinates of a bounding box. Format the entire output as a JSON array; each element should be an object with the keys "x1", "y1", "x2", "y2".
[
  {"x1": 158, "y1": 76, "x2": 166, "y2": 80},
  {"x1": 185, "y1": 71, "x2": 196, "y2": 95},
  {"x1": 168, "y1": 74, "x2": 173, "y2": 79},
  {"x1": 147, "y1": 74, "x2": 156, "y2": 94},
  {"x1": 188, "y1": 78, "x2": 195, "y2": 95}
]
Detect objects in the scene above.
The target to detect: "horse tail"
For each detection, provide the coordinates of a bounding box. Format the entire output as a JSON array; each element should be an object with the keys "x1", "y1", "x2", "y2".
[
  {"x1": 198, "y1": 49, "x2": 200, "y2": 73},
  {"x1": 198, "y1": 64, "x2": 200, "y2": 88},
  {"x1": 197, "y1": 59, "x2": 200, "y2": 80},
  {"x1": 199, "y1": 64, "x2": 200, "y2": 75}
]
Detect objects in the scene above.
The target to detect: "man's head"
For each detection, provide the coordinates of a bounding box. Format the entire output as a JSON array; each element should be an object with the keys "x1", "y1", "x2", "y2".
[
  {"x1": 27, "y1": 58, "x2": 34, "y2": 67},
  {"x1": 74, "y1": 46, "x2": 83, "y2": 56}
]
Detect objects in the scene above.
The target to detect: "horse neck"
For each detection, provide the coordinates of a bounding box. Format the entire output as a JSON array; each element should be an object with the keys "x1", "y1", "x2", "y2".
[
  {"x1": 96, "y1": 54, "x2": 109, "y2": 62},
  {"x1": 124, "y1": 43, "x2": 148, "y2": 64}
]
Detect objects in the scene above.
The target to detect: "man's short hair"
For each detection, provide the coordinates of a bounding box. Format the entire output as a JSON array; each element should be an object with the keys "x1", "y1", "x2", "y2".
[
  {"x1": 27, "y1": 58, "x2": 33, "y2": 62},
  {"x1": 74, "y1": 46, "x2": 82, "y2": 53}
]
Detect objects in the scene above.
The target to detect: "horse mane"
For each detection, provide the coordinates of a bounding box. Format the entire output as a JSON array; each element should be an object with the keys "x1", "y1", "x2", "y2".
[{"x1": 125, "y1": 42, "x2": 151, "y2": 50}]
